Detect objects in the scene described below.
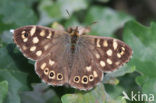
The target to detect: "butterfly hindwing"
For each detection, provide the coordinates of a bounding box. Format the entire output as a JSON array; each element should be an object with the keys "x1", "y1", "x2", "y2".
[
  {"x1": 35, "y1": 33, "x2": 71, "y2": 86},
  {"x1": 69, "y1": 36, "x2": 103, "y2": 90},
  {"x1": 13, "y1": 25, "x2": 64, "y2": 60}
]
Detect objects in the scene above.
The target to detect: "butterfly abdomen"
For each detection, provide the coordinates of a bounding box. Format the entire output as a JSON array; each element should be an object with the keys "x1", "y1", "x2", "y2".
[{"x1": 71, "y1": 33, "x2": 79, "y2": 53}]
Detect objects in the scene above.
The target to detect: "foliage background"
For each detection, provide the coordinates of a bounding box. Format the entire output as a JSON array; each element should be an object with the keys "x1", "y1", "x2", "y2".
[{"x1": 0, "y1": 0, "x2": 156, "y2": 103}]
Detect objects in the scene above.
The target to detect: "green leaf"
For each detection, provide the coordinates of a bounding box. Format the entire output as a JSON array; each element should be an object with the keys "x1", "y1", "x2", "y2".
[
  {"x1": 103, "y1": 65, "x2": 135, "y2": 102},
  {"x1": 0, "y1": 69, "x2": 28, "y2": 103},
  {"x1": 0, "y1": 16, "x2": 15, "y2": 33},
  {"x1": 97, "y1": 0, "x2": 110, "y2": 3},
  {"x1": 62, "y1": 83, "x2": 126, "y2": 103},
  {"x1": 103, "y1": 65, "x2": 135, "y2": 84},
  {"x1": 123, "y1": 20, "x2": 156, "y2": 97},
  {"x1": 20, "y1": 83, "x2": 61, "y2": 103},
  {"x1": 64, "y1": 16, "x2": 81, "y2": 28},
  {"x1": 85, "y1": 6, "x2": 134, "y2": 36},
  {"x1": 61, "y1": 83, "x2": 106, "y2": 103},
  {"x1": 0, "y1": 46, "x2": 33, "y2": 103},
  {"x1": 38, "y1": 0, "x2": 88, "y2": 25},
  {"x1": 0, "y1": 81, "x2": 8, "y2": 103},
  {"x1": 0, "y1": 0, "x2": 37, "y2": 27},
  {"x1": 0, "y1": 31, "x2": 13, "y2": 44}
]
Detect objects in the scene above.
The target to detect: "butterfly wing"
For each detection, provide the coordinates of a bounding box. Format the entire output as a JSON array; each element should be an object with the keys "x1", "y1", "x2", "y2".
[
  {"x1": 69, "y1": 35, "x2": 132, "y2": 90},
  {"x1": 89, "y1": 35, "x2": 133, "y2": 72},
  {"x1": 35, "y1": 33, "x2": 71, "y2": 85},
  {"x1": 14, "y1": 25, "x2": 71, "y2": 85},
  {"x1": 13, "y1": 25, "x2": 64, "y2": 60},
  {"x1": 69, "y1": 36, "x2": 103, "y2": 90}
]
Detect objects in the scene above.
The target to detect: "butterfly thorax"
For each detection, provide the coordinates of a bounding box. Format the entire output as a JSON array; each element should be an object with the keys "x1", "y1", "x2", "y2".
[
  {"x1": 68, "y1": 26, "x2": 91, "y2": 53},
  {"x1": 70, "y1": 27, "x2": 79, "y2": 53}
]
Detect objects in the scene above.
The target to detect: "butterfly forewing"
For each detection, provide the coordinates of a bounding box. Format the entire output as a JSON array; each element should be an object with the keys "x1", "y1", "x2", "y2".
[
  {"x1": 89, "y1": 35, "x2": 132, "y2": 72},
  {"x1": 13, "y1": 25, "x2": 63, "y2": 60}
]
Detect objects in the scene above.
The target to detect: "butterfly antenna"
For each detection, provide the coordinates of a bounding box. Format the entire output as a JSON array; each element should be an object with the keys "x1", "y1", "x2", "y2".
[
  {"x1": 87, "y1": 21, "x2": 98, "y2": 27},
  {"x1": 65, "y1": 9, "x2": 79, "y2": 34},
  {"x1": 66, "y1": 9, "x2": 71, "y2": 17}
]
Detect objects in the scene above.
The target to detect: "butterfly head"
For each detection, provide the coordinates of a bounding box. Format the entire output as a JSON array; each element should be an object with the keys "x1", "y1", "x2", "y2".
[
  {"x1": 68, "y1": 26, "x2": 79, "y2": 37},
  {"x1": 68, "y1": 26, "x2": 90, "y2": 36}
]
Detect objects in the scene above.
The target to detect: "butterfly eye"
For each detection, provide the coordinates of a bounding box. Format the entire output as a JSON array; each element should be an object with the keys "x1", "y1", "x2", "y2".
[{"x1": 68, "y1": 28, "x2": 73, "y2": 33}]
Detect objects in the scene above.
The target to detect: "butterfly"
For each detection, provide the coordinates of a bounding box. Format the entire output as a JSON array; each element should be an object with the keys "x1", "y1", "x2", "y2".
[{"x1": 13, "y1": 25, "x2": 132, "y2": 90}]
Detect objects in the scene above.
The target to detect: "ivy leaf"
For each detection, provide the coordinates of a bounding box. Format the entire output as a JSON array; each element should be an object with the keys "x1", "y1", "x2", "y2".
[
  {"x1": 0, "y1": 0, "x2": 37, "y2": 27},
  {"x1": 0, "y1": 31, "x2": 13, "y2": 45},
  {"x1": 97, "y1": 0, "x2": 111, "y2": 3},
  {"x1": 0, "y1": 81, "x2": 8, "y2": 103},
  {"x1": 0, "y1": 16, "x2": 15, "y2": 33},
  {"x1": 97, "y1": 0, "x2": 110, "y2": 3},
  {"x1": 38, "y1": 0, "x2": 88, "y2": 25},
  {"x1": 0, "y1": 46, "x2": 34, "y2": 103},
  {"x1": 103, "y1": 65, "x2": 135, "y2": 84},
  {"x1": 61, "y1": 83, "x2": 106, "y2": 103},
  {"x1": 64, "y1": 16, "x2": 81, "y2": 28},
  {"x1": 85, "y1": 6, "x2": 134, "y2": 36},
  {"x1": 20, "y1": 83, "x2": 61, "y2": 103},
  {"x1": 61, "y1": 83, "x2": 126, "y2": 103},
  {"x1": 123, "y1": 20, "x2": 156, "y2": 97}
]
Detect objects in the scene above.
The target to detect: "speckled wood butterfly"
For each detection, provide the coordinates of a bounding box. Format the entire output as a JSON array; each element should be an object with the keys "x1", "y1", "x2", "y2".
[{"x1": 13, "y1": 25, "x2": 132, "y2": 90}]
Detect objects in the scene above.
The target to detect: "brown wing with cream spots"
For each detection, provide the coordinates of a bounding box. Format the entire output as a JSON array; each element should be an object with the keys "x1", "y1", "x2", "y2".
[
  {"x1": 89, "y1": 35, "x2": 133, "y2": 72},
  {"x1": 69, "y1": 35, "x2": 132, "y2": 90},
  {"x1": 69, "y1": 36, "x2": 103, "y2": 90},
  {"x1": 35, "y1": 33, "x2": 71, "y2": 86},
  {"x1": 13, "y1": 25, "x2": 67, "y2": 60}
]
